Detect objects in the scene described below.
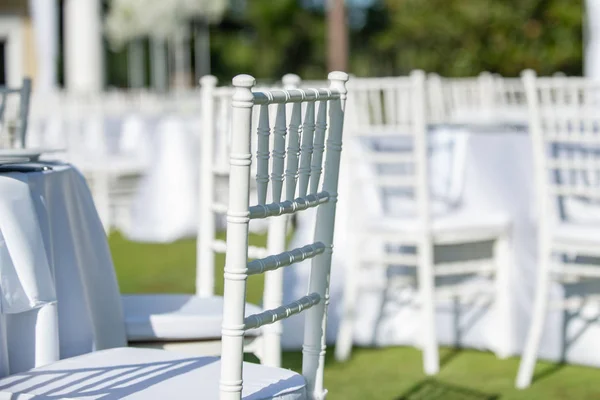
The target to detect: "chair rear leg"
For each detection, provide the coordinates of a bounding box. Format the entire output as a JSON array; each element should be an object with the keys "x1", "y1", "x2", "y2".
[
  {"x1": 515, "y1": 251, "x2": 552, "y2": 389},
  {"x1": 493, "y1": 232, "x2": 512, "y2": 359},
  {"x1": 419, "y1": 240, "x2": 439, "y2": 375}
]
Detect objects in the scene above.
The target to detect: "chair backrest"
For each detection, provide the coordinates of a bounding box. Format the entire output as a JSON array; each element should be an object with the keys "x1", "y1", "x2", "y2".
[
  {"x1": 523, "y1": 70, "x2": 600, "y2": 227},
  {"x1": 197, "y1": 74, "x2": 302, "y2": 298},
  {"x1": 0, "y1": 78, "x2": 32, "y2": 149},
  {"x1": 219, "y1": 72, "x2": 348, "y2": 400},
  {"x1": 346, "y1": 72, "x2": 440, "y2": 222}
]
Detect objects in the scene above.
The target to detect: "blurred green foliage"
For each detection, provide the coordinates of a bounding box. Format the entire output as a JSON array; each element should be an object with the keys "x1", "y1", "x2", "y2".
[
  {"x1": 211, "y1": 0, "x2": 583, "y2": 79},
  {"x1": 105, "y1": 0, "x2": 584, "y2": 86}
]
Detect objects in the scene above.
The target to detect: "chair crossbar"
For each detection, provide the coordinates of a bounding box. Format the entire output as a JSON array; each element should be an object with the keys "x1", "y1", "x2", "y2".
[
  {"x1": 550, "y1": 295, "x2": 600, "y2": 311},
  {"x1": 361, "y1": 151, "x2": 415, "y2": 164},
  {"x1": 247, "y1": 242, "x2": 326, "y2": 275},
  {"x1": 249, "y1": 191, "x2": 330, "y2": 219},
  {"x1": 212, "y1": 203, "x2": 228, "y2": 214},
  {"x1": 212, "y1": 167, "x2": 230, "y2": 176},
  {"x1": 244, "y1": 293, "x2": 321, "y2": 330},
  {"x1": 553, "y1": 241, "x2": 600, "y2": 256},
  {"x1": 253, "y1": 89, "x2": 339, "y2": 105},
  {"x1": 351, "y1": 126, "x2": 414, "y2": 136},
  {"x1": 434, "y1": 260, "x2": 495, "y2": 277},
  {"x1": 547, "y1": 159, "x2": 600, "y2": 170},
  {"x1": 362, "y1": 253, "x2": 419, "y2": 266},
  {"x1": 552, "y1": 264, "x2": 600, "y2": 279},
  {"x1": 550, "y1": 187, "x2": 600, "y2": 201},
  {"x1": 544, "y1": 134, "x2": 600, "y2": 145},
  {"x1": 373, "y1": 175, "x2": 415, "y2": 188},
  {"x1": 212, "y1": 240, "x2": 268, "y2": 259}
]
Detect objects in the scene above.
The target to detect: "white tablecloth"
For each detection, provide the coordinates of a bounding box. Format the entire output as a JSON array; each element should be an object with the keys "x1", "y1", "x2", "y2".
[
  {"x1": 0, "y1": 163, "x2": 126, "y2": 376},
  {"x1": 30, "y1": 114, "x2": 202, "y2": 243}
]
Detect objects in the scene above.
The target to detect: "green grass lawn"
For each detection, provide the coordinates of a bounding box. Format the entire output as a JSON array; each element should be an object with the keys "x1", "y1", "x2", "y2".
[{"x1": 109, "y1": 231, "x2": 600, "y2": 400}]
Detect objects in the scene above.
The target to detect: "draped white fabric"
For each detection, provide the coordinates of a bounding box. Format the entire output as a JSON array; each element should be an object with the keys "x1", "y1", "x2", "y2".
[{"x1": 0, "y1": 164, "x2": 127, "y2": 377}]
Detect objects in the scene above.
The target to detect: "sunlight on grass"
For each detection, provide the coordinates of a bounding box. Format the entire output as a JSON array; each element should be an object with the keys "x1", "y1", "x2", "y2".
[{"x1": 109, "y1": 232, "x2": 600, "y2": 400}]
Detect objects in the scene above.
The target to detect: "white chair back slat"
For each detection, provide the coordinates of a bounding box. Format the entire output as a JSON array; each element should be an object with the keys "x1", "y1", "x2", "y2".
[
  {"x1": 271, "y1": 104, "x2": 287, "y2": 203},
  {"x1": 298, "y1": 101, "x2": 316, "y2": 197},
  {"x1": 220, "y1": 72, "x2": 348, "y2": 400},
  {"x1": 309, "y1": 100, "x2": 328, "y2": 194},
  {"x1": 285, "y1": 103, "x2": 302, "y2": 201},
  {"x1": 256, "y1": 105, "x2": 271, "y2": 205}
]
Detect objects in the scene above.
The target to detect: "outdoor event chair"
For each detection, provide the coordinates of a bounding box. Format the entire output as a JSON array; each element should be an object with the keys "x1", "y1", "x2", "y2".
[
  {"x1": 516, "y1": 70, "x2": 600, "y2": 388},
  {"x1": 334, "y1": 71, "x2": 512, "y2": 375},
  {"x1": 0, "y1": 72, "x2": 348, "y2": 399}
]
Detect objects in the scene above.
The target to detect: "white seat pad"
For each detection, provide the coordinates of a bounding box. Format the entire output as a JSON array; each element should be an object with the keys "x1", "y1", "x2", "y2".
[
  {"x1": 369, "y1": 209, "x2": 510, "y2": 244},
  {"x1": 0, "y1": 348, "x2": 307, "y2": 400},
  {"x1": 554, "y1": 222, "x2": 600, "y2": 249},
  {"x1": 122, "y1": 295, "x2": 263, "y2": 341}
]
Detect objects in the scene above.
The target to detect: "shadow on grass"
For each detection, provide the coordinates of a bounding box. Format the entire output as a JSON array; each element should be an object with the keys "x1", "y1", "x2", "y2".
[
  {"x1": 530, "y1": 362, "x2": 565, "y2": 386},
  {"x1": 395, "y1": 379, "x2": 499, "y2": 400},
  {"x1": 440, "y1": 347, "x2": 462, "y2": 369}
]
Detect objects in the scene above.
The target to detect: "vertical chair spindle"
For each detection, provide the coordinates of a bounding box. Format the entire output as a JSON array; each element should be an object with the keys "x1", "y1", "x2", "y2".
[{"x1": 220, "y1": 75, "x2": 255, "y2": 400}]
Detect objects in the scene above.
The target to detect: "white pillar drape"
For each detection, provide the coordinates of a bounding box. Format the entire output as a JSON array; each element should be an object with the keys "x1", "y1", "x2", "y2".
[
  {"x1": 64, "y1": 0, "x2": 104, "y2": 92},
  {"x1": 585, "y1": 0, "x2": 600, "y2": 79},
  {"x1": 28, "y1": 0, "x2": 59, "y2": 91}
]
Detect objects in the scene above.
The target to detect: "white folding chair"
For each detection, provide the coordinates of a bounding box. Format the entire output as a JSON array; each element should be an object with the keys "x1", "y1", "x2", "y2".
[
  {"x1": 0, "y1": 78, "x2": 31, "y2": 149},
  {"x1": 334, "y1": 71, "x2": 512, "y2": 375},
  {"x1": 0, "y1": 72, "x2": 348, "y2": 400},
  {"x1": 516, "y1": 71, "x2": 600, "y2": 388}
]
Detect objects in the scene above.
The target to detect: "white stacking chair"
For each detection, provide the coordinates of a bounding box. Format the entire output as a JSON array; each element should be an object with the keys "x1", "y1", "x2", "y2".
[
  {"x1": 334, "y1": 71, "x2": 512, "y2": 375},
  {"x1": 0, "y1": 72, "x2": 349, "y2": 400},
  {"x1": 516, "y1": 71, "x2": 600, "y2": 388},
  {"x1": 0, "y1": 78, "x2": 31, "y2": 149}
]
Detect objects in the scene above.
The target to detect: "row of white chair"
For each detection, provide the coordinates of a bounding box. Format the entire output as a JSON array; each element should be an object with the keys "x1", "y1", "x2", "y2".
[
  {"x1": 335, "y1": 70, "x2": 600, "y2": 390},
  {"x1": 336, "y1": 71, "x2": 513, "y2": 375}
]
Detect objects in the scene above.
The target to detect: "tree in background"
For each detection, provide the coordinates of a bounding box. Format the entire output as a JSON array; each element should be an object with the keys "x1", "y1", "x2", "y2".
[
  {"x1": 357, "y1": 0, "x2": 583, "y2": 77},
  {"x1": 104, "y1": 0, "x2": 585, "y2": 85},
  {"x1": 210, "y1": 0, "x2": 583, "y2": 80}
]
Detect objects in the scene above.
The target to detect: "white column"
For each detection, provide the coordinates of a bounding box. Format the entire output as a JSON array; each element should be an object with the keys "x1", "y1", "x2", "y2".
[
  {"x1": 128, "y1": 39, "x2": 146, "y2": 89},
  {"x1": 585, "y1": 0, "x2": 600, "y2": 79},
  {"x1": 29, "y1": 0, "x2": 59, "y2": 91},
  {"x1": 64, "y1": 0, "x2": 104, "y2": 92}
]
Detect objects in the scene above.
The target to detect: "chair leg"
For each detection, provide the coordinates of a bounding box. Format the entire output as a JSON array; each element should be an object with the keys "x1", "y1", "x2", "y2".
[
  {"x1": 493, "y1": 232, "x2": 512, "y2": 359},
  {"x1": 261, "y1": 325, "x2": 282, "y2": 367},
  {"x1": 515, "y1": 251, "x2": 552, "y2": 389},
  {"x1": 334, "y1": 238, "x2": 361, "y2": 362},
  {"x1": 418, "y1": 240, "x2": 439, "y2": 375}
]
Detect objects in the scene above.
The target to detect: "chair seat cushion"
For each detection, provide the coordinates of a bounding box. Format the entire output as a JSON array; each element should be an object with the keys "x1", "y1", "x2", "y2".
[
  {"x1": 122, "y1": 294, "x2": 263, "y2": 342},
  {"x1": 0, "y1": 348, "x2": 307, "y2": 400},
  {"x1": 554, "y1": 222, "x2": 600, "y2": 250},
  {"x1": 369, "y1": 210, "x2": 510, "y2": 244}
]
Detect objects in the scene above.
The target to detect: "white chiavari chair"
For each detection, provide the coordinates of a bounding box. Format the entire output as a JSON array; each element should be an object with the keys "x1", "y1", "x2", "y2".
[
  {"x1": 516, "y1": 71, "x2": 600, "y2": 388},
  {"x1": 194, "y1": 74, "x2": 301, "y2": 367},
  {"x1": 335, "y1": 71, "x2": 512, "y2": 375},
  {"x1": 0, "y1": 72, "x2": 348, "y2": 400}
]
